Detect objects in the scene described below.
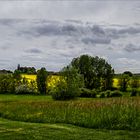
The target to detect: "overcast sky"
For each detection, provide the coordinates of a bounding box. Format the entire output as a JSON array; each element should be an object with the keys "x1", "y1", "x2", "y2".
[{"x1": 0, "y1": 0, "x2": 140, "y2": 73}]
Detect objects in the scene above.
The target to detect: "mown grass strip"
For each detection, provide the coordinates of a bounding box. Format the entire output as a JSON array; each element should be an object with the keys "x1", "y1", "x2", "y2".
[{"x1": 0, "y1": 118, "x2": 140, "y2": 140}]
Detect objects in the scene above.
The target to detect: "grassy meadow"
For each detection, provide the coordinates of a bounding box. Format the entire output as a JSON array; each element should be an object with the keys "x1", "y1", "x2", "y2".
[
  {"x1": 0, "y1": 74, "x2": 139, "y2": 139},
  {"x1": 0, "y1": 94, "x2": 140, "y2": 139}
]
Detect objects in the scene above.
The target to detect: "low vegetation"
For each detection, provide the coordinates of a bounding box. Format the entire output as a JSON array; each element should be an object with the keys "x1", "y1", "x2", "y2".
[
  {"x1": 0, "y1": 95, "x2": 139, "y2": 130},
  {"x1": 0, "y1": 54, "x2": 140, "y2": 139}
]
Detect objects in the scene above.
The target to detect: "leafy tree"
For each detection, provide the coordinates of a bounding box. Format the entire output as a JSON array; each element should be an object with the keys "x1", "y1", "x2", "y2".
[
  {"x1": 131, "y1": 76, "x2": 139, "y2": 90},
  {"x1": 0, "y1": 74, "x2": 15, "y2": 94},
  {"x1": 13, "y1": 70, "x2": 22, "y2": 87},
  {"x1": 52, "y1": 66, "x2": 83, "y2": 100},
  {"x1": 36, "y1": 67, "x2": 48, "y2": 94},
  {"x1": 70, "y1": 55, "x2": 114, "y2": 90},
  {"x1": 123, "y1": 71, "x2": 133, "y2": 77},
  {"x1": 119, "y1": 73, "x2": 131, "y2": 92},
  {"x1": 16, "y1": 64, "x2": 36, "y2": 74}
]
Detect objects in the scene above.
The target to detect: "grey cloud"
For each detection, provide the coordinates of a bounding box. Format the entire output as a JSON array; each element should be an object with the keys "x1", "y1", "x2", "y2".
[
  {"x1": 0, "y1": 19, "x2": 23, "y2": 26},
  {"x1": 107, "y1": 26, "x2": 140, "y2": 39},
  {"x1": 34, "y1": 24, "x2": 61, "y2": 36},
  {"x1": 17, "y1": 21, "x2": 112, "y2": 46},
  {"x1": 118, "y1": 27, "x2": 140, "y2": 34},
  {"x1": 25, "y1": 48, "x2": 42, "y2": 54},
  {"x1": 17, "y1": 20, "x2": 140, "y2": 45},
  {"x1": 33, "y1": 23, "x2": 107, "y2": 37},
  {"x1": 0, "y1": 18, "x2": 140, "y2": 73},
  {"x1": 124, "y1": 43, "x2": 140, "y2": 52},
  {"x1": 92, "y1": 25, "x2": 105, "y2": 35},
  {"x1": 0, "y1": 59, "x2": 11, "y2": 62},
  {"x1": 81, "y1": 37, "x2": 111, "y2": 45},
  {"x1": 117, "y1": 57, "x2": 139, "y2": 66}
]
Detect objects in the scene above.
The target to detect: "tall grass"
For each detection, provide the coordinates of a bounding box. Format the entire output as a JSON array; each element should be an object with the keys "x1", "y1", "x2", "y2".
[{"x1": 0, "y1": 96, "x2": 139, "y2": 130}]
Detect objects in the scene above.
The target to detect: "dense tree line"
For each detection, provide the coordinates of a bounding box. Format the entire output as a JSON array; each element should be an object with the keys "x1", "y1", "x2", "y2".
[
  {"x1": 17, "y1": 64, "x2": 36, "y2": 74},
  {"x1": 70, "y1": 55, "x2": 114, "y2": 90},
  {"x1": 0, "y1": 54, "x2": 139, "y2": 99}
]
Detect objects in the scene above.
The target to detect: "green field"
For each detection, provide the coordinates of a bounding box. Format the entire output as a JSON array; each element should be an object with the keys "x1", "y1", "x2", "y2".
[
  {"x1": 0, "y1": 94, "x2": 140, "y2": 139},
  {"x1": 0, "y1": 118, "x2": 140, "y2": 140}
]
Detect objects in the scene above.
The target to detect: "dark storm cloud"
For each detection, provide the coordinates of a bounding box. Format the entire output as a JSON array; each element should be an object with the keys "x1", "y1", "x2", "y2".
[{"x1": 124, "y1": 43, "x2": 140, "y2": 52}]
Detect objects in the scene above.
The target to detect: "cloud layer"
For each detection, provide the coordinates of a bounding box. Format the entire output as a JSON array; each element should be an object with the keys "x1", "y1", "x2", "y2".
[{"x1": 0, "y1": 1, "x2": 140, "y2": 73}]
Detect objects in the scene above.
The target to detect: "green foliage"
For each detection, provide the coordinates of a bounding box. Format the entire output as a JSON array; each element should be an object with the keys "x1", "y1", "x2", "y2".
[
  {"x1": 130, "y1": 89, "x2": 137, "y2": 97},
  {"x1": 0, "y1": 95, "x2": 139, "y2": 130},
  {"x1": 15, "y1": 84, "x2": 38, "y2": 95},
  {"x1": 36, "y1": 68, "x2": 48, "y2": 95},
  {"x1": 98, "y1": 90, "x2": 122, "y2": 98},
  {"x1": 123, "y1": 71, "x2": 133, "y2": 77},
  {"x1": 110, "y1": 90, "x2": 122, "y2": 97},
  {"x1": 0, "y1": 74, "x2": 15, "y2": 94},
  {"x1": 99, "y1": 92, "x2": 106, "y2": 98},
  {"x1": 71, "y1": 54, "x2": 114, "y2": 90},
  {"x1": 105, "y1": 90, "x2": 112, "y2": 97},
  {"x1": 51, "y1": 80, "x2": 68, "y2": 100},
  {"x1": 131, "y1": 76, "x2": 139, "y2": 89},
  {"x1": 17, "y1": 64, "x2": 36, "y2": 74},
  {"x1": 15, "y1": 77, "x2": 38, "y2": 95},
  {"x1": 80, "y1": 88, "x2": 97, "y2": 98},
  {"x1": 13, "y1": 70, "x2": 22, "y2": 81},
  {"x1": 118, "y1": 74, "x2": 130, "y2": 92},
  {"x1": 52, "y1": 67, "x2": 83, "y2": 100}
]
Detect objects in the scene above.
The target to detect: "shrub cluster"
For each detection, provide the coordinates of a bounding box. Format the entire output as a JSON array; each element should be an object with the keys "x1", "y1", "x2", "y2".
[
  {"x1": 79, "y1": 88, "x2": 98, "y2": 98},
  {"x1": 51, "y1": 80, "x2": 71, "y2": 100},
  {"x1": 51, "y1": 67, "x2": 82, "y2": 100},
  {"x1": 0, "y1": 74, "x2": 15, "y2": 94},
  {"x1": 130, "y1": 89, "x2": 140, "y2": 97},
  {"x1": 98, "y1": 90, "x2": 122, "y2": 98},
  {"x1": 15, "y1": 84, "x2": 38, "y2": 95},
  {"x1": 0, "y1": 73, "x2": 38, "y2": 95}
]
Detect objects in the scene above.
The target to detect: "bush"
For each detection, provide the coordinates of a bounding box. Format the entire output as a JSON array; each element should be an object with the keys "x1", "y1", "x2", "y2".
[
  {"x1": 105, "y1": 90, "x2": 112, "y2": 97},
  {"x1": 99, "y1": 92, "x2": 105, "y2": 98},
  {"x1": 80, "y1": 88, "x2": 97, "y2": 98},
  {"x1": 130, "y1": 89, "x2": 137, "y2": 97},
  {"x1": 52, "y1": 67, "x2": 82, "y2": 100},
  {"x1": 15, "y1": 84, "x2": 38, "y2": 95},
  {"x1": 110, "y1": 90, "x2": 122, "y2": 97},
  {"x1": 51, "y1": 80, "x2": 68, "y2": 100},
  {"x1": 92, "y1": 89, "x2": 98, "y2": 98},
  {"x1": 0, "y1": 74, "x2": 15, "y2": 94},
  {"x1": 111, "y1": 87, "x2": 118, "y2": 91}
]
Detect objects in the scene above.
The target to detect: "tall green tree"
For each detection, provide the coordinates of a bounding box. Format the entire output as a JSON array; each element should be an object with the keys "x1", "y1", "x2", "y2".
[
  {"x1": 118, "y1": 71, "x2": 132, "y2": 92},
  {"x1": 70, "y1": 55, "x2": 114, "y2": 90},
  {"x1": 36, "y1": 67, "x2": 48, "y2": 94}
]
